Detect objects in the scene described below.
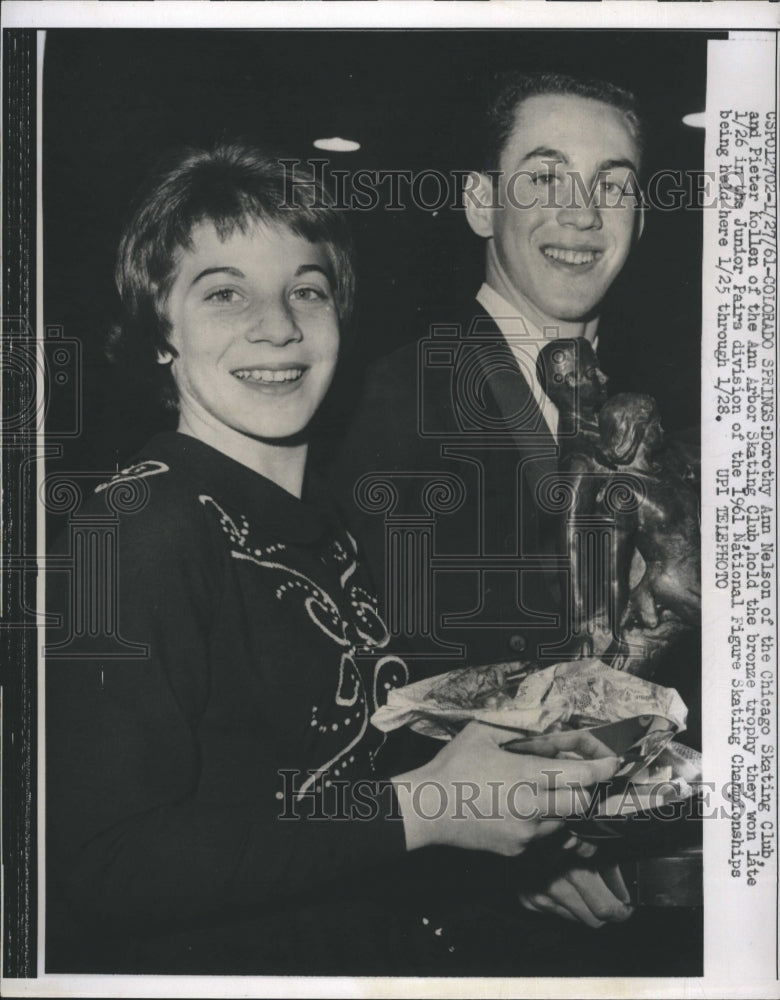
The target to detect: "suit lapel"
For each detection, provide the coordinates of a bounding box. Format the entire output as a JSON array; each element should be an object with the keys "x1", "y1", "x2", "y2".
[{"x1": 458, "y1": 303, "x2": 559, "y2": 492}]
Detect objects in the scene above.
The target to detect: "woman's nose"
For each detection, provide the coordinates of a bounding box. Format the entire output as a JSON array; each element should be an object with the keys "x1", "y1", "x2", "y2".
[{"x1": 244, "y1": 301, "x2": 302, "y2": 346}]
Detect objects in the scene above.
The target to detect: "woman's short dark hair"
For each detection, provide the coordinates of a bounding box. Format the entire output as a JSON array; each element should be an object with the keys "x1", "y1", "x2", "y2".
[
  {"x1": 598, "y1": 392, "x2": 658, "y2": 466},
  {"x1": 481, "y1": 70, "x2": 645, "y2": 176},
  {"x1": 109, "y1": 141, "x2": 355, "y2": 410}
]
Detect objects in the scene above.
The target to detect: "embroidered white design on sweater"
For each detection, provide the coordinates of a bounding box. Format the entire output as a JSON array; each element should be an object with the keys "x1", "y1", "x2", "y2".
[
  {"x1": 298, "y1": 652, "x2": 369, "y2": 795},
  {"x1": 368, "y1": 655, "x2": 410, "y2": 769},
  {"x1": 95, "y1": 460, "x2": 169, "y2": 493},
  {"x1": 199, "y1": 494, "x2": 405, "y2": 795}
]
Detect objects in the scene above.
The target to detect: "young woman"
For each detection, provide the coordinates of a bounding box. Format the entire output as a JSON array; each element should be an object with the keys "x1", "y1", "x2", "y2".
[{"x1": 45, "y1": 143, "x2": 628, "y2": 975}]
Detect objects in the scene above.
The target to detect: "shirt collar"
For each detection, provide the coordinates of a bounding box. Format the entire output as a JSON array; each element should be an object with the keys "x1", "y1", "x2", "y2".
[
  {"x1": 475, "y1": 283, "x2": 600, "y2": 354},
  {"x1": 141, "y1": 432, "x2": 334, "y2": 545}
]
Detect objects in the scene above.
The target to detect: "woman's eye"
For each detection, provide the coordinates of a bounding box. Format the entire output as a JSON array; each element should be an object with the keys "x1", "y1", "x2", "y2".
[
  {"x1": 290, "y1": 286, "x2": 328, "y2": 303},
  {"x1": 205, "y1": 287, "x2": 241, "y2": 304},
  {"x1": 532, "y1": 172, "x2": 559, "y2": 187}
]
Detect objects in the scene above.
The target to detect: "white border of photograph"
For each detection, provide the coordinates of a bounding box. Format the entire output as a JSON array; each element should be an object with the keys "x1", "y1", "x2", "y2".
[{"x1": 1, "y1": 3, "x2": 778, "y2": 999}]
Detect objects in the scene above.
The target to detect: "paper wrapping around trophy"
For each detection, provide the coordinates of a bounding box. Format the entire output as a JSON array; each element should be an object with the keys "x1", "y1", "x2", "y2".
[{"x1": 371, "y1": 658, "x2": 688, "y2": 739}]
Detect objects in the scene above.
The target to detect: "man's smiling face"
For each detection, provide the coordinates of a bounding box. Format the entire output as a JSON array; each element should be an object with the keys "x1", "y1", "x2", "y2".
[{"x1": 480, "y1": 93, "x2": 643, "y2": 329}]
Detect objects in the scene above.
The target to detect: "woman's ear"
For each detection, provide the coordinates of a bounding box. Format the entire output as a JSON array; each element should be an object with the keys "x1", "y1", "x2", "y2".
[{"x1": 463, "y1": 171, "x2": 497, "y2": 239}]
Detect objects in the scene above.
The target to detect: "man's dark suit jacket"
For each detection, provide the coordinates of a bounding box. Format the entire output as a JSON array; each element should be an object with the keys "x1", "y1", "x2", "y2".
[{"x1": 328, "y1": 299, "x2": 573, "y2": 674}]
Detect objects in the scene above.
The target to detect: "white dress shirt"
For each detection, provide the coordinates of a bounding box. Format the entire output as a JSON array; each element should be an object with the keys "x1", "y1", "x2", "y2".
[{"x1": 475, "y1": 283, "x2": 599, "y2": 441}]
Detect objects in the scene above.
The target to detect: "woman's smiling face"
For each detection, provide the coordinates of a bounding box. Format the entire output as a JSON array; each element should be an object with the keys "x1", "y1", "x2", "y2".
[{"x1": 163, "y1": 220, "x2": 340, "y2": 446}]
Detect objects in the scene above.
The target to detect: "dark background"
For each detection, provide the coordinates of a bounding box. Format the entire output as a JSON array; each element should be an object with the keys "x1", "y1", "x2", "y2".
[
  {"x1": 21, "y1": 29, "x2": 716, "y2": 979},
  {"x1": 43, "y1": 28, "x2": 720, "y2": 472}
]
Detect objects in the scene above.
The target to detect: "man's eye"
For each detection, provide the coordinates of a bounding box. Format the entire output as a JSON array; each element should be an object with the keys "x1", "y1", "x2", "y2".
[
  {"x1": 532, "y1": 172, "x2": 559, "y2": 187},
  {"x1": 205, "y1": 288, "x2": 241, "y2": 303},
  {"x1": 600, "y1": 178, "x2": 635, "y2": 203}
]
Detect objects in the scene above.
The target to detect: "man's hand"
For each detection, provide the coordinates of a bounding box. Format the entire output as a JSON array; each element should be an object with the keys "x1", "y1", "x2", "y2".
[
  {"x1": 519, "y1": 861, "x2": 634, "y2": 929},
  {"x1": 391, "y1": 721, "x2": 620, "y2": 856}
]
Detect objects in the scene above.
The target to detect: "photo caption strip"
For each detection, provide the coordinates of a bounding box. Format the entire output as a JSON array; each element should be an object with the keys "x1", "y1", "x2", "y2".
[{"x1": 702, "y1": 32, "x2": 779, "y2": 986}]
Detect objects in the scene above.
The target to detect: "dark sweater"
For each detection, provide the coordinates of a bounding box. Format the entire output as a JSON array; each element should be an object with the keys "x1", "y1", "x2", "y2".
[{"x1": 45, "y1": 432, "x2": 435, "y2": 973}]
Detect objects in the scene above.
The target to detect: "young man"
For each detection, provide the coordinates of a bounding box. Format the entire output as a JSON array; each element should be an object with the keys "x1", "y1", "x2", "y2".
[
  {"x1": 327, "y1": 72, "x2": 703, "y2": 971},
  {"x1": 330, "y1": 71, "x2": 645, "y2": 669}
]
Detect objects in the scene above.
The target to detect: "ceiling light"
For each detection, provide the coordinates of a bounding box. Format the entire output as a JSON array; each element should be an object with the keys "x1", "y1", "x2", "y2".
[{"x1": 313, "y1": 137, "x2": 361, "y2": 152}]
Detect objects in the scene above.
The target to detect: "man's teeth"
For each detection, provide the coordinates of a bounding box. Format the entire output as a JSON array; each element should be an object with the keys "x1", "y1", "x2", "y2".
[
  {"x1": 543, "y1": 247, "x2": 598, "y2": 265},
  {"x1": 233, "y1": 368, "x2": 303, "y2": 383}
]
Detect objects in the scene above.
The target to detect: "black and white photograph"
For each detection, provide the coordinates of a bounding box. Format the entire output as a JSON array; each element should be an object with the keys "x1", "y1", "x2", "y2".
[{"x1": 1, "y1": 3, "x2": 778, "y2": 997}]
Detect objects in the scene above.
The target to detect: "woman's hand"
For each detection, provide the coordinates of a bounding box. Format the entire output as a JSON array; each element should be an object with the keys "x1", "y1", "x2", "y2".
[
  {"x1": 519, "y1": 860, "x2": 634, "y2": 929},
  {"x1": 391, "y1": 722, "x2": 620, "y2": 856}
]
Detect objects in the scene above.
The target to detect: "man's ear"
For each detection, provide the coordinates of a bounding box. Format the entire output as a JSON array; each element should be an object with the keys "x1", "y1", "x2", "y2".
[
  {"x1": 635, "y1": 200, "x2": 646, "y2": 242},
  {"x1": 463, "y1": 171, "x2": 497, "y2": 239},
  {"x1": 157, "y1": 349, "x2": 173, "y2": 365}
]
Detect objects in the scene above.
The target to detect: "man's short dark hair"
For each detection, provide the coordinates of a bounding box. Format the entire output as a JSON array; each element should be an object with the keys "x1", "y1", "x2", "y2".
[
  {"x1": 109, "y1": 141, "x2": 355, "y2": 411},
  {"x1": 481, "y1": 70, "x2": 645, "y2": 175}
]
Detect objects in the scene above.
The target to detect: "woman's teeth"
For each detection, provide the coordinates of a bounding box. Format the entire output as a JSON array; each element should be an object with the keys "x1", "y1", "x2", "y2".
[
  {"x1": 233, "y1": 368, "x2": 303, "y2": 383},
  {"x1": 543, "y1": 247, "x2": 598, "y2": 265}
]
